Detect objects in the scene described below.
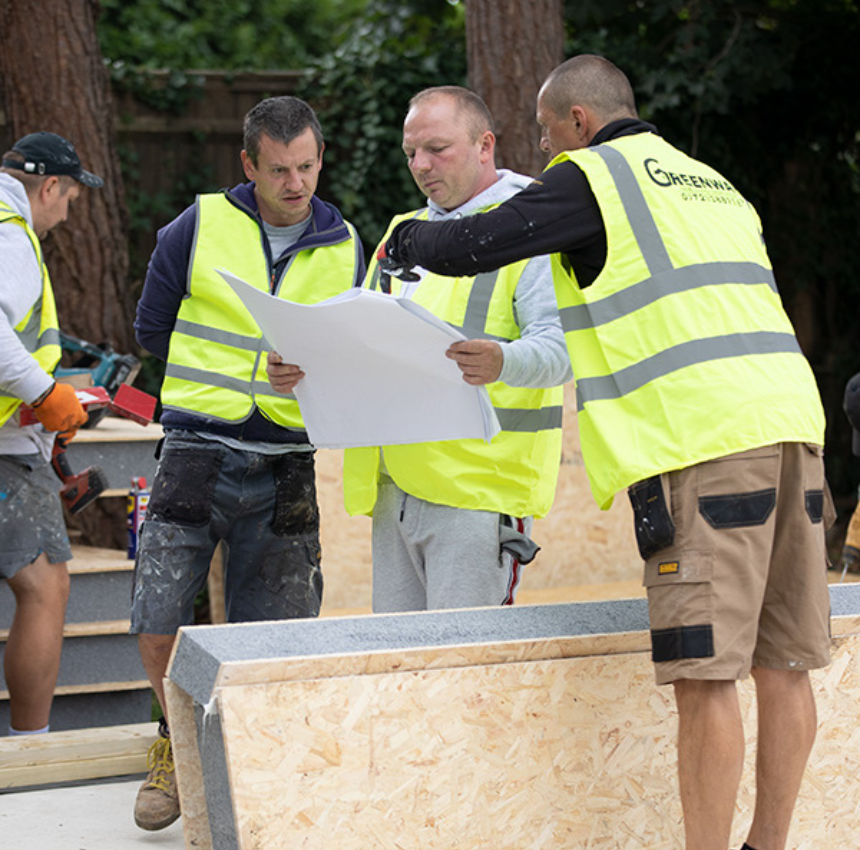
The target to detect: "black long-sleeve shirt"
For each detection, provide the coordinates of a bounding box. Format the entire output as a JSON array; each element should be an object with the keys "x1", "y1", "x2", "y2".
[{"x1": 385, "y1": 118, "x2": 657, "y2": 288}]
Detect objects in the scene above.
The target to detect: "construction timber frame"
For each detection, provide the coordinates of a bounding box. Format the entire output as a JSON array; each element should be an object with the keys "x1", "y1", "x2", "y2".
[{"x1": 165, "y1": 586, "x2": 860, "y2": 850}]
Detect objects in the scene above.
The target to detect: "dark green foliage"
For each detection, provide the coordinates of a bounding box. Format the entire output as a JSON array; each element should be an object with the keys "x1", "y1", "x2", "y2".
[
  {"x1": 563, "y1": 0, "x2": 860, "y2": 496},
  {"x1": 298, "y1": 0, "x2": 467, "y2": 249},
  {"x1": 98, "y1": 0, "x2": 366, "y2": 70}
]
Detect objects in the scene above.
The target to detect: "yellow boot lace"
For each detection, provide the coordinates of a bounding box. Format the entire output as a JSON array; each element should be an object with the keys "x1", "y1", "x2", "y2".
[{"x1": 144, "y1": 736, "x2": 175, "y2": 793}]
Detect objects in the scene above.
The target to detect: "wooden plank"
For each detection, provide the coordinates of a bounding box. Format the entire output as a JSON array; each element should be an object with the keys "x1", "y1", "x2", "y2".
[
  {"x1": 72, "y1": 417, "x2": 163, "y2": 444},
  {"x1": 0, "y1": 722, "x2": 157, "y2": 789},
  {"x1": 0, "y1": 679, "x2": 150, "y2": 701},
  {"x1": 0, "y1": 619, "x2": 132, "y2": 642},
  {"x1": 69, "y1": 545, "x2": 133, "y2": 574}
]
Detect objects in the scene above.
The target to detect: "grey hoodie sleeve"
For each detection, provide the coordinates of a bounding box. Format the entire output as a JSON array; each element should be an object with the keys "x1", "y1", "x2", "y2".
[
  {"x1": 497, "y1": 253, "x2": 573, "y2": 388},
  {"x1": 0, "y1": 220, "x2": 55, "y2": 404}
]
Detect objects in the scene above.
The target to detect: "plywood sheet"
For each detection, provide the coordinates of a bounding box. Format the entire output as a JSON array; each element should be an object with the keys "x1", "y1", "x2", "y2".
[{"x1": 209, "y1": 634, "x2": 860, "y2": 850}]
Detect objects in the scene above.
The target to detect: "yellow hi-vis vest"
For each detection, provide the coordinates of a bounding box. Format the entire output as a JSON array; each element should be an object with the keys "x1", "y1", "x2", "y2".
[
  {"x1": 160, "y1": 193, "x2": 361, "y2": 430},
  {"x1": 342, "y1": 210, "x2": 564, "y2": 519},
  {"x1": 551, "y1": 134, "x2": 825, "y2": 509},
  {"x1": 0, "y1": 201, "x2": 61, "y2": 426}
]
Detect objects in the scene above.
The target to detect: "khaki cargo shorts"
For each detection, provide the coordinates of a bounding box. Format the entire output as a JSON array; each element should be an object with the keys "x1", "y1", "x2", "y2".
[{"x1": 629, "y1": 443, "x2": 833, "y2": 685}]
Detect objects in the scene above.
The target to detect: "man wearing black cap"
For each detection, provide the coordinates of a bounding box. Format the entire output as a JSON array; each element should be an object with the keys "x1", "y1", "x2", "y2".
[{"x1": 0, "y1": 131, "x2": 103, "y2": 737}]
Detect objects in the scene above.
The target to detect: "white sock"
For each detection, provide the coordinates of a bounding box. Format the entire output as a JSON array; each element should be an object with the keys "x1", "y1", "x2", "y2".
[{"x1": 9, "y1": 724, "x2": 49, "y2": 736}]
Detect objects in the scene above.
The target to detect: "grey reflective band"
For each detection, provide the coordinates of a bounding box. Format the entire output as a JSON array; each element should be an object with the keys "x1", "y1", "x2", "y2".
[
  {"x1": 164, "y1": 363, "x2": 253, "y2": 395},
  {"x1": 164, "y1": 367, "x2": 299, "y2": 404},
  {"x1": 496, "y1": 405, "x2": 563, "y2": 433},
  {"x1": 441, "y1": 269, "x2": 509, "y2": 342},
  {"x1": 173, "y1": 319, "x2": 261, "y2": 351},
  {"x1": 575, "y1": 331, "x2": 802, "y2": 408},
  {"x1": 16, "y1": 309, "x2": 41, "y2": 346},
  {"x1": 592, "y1": 146, "x2": 673, "y2": 275},
  {"x1": 369, "y1": 264, "x2": 382, "y2": 291},
  {"x1": 559, "y1": 261, "x2": 777, "y2": 332},
  {"x1": 38, "y1": 327, "x2": 60, "y2": 348},
  {"x1": 251, "y1": 379, "x2": 295, "y2": 401},
  {"x1": 460, "y1": 270, "x2": 500, "y2": 337}
]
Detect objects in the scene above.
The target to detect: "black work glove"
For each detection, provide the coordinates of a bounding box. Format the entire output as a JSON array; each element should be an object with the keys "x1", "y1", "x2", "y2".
[{"x1": 376, "y1": 237, "x2": 420, "y2": 284}]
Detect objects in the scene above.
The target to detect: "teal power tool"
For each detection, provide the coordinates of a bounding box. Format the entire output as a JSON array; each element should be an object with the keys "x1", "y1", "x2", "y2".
[{"x1": 56, "y1": 332, "x2": 141, "y2": 428}]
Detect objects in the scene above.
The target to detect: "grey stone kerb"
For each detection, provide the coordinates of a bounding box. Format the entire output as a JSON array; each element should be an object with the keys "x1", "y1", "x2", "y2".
[{"x1": 170, "y1": 597, "x2": 650, "y2": 706}]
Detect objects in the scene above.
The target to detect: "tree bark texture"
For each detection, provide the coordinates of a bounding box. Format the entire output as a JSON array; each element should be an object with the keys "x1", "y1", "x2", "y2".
[
  {"x1": 466, "y1": 0, "x2": 564, "y2": 178},
  {"x1": 0, "y1": 0, "x2": 132, "y2": 351}
]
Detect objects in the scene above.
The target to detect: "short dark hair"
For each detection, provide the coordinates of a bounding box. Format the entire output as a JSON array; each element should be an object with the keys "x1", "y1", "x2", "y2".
[
  {"x1": 408, "y1": 86, "x2": 495, "y2": 141},
  {"x1": 542, "y1": 55, "x2": 637, "y2": 123},
  {"x1": 243, "y1": 96, "x2": 324, "y2": 164}
]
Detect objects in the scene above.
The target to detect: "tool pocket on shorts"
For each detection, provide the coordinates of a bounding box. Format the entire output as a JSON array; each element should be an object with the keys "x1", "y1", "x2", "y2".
[
  {"x1": 643, "y1": 551, "x2": 715, "y2": 662},
  {"x1": 258, "y1": 532, "x2": 323, "y2": 609},
  {"x1": 628, "y1": 475, "x2": 675, "y2": 560},
  {"x1": 147, "y1": 446, "x2": 225, "y2": 526},
  {"x1": 698, "y1": 488, "x2": 776, "y2": 528},
  {"x1": 271, "y1": 452, "x2": 320, "y2": 537}
]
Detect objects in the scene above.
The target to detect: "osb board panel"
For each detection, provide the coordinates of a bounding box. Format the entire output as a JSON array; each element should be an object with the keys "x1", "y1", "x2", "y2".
[
  {"x1": 317, "y1": 385, "x2": 641, "y2": 614},
  {"x1": 211, "y1": 634, "x2": 860, "y2": 850},
  {"x1": 218, "y1": 652, "x2": 678, "y2": 850}
]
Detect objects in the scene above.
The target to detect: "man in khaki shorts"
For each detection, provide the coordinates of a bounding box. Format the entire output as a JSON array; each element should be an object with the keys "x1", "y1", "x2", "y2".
[
  {"x1": 644, "y1": 444, "x2": 831, "y2": 688},
  {"x1": 378, "y1": 54, "x2": 832, "y2": 850}
]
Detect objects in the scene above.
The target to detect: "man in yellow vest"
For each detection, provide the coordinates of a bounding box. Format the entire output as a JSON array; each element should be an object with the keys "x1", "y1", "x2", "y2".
[
  {"x1": 271, "y1": 87, "x2": 569, "y2": 613},
  {"x1": 0, "y1": 132, "x2": 101, "y2": 736},
  {"x1": 131, "y1": 96, "x2": 364, "y2": 831},
  {"x1": 379, "y1": 57, "x2": 830, "y2": 850}
]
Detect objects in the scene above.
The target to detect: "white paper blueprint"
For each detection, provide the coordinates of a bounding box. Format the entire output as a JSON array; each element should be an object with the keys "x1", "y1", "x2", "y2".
[{"x1": 216, "y1": 268, "x2": 501, "y2": 449}]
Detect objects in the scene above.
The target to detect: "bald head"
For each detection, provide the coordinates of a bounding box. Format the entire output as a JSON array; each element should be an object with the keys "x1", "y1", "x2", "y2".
[
  {"x1": 536, "y1": 55, "x2": 638, "y2": 158},
  {"x1": 408, "y1": 86, "x2": 495, "y2": 143},
  {"x1": 540, "y1": 55, "x2": 637, "y2": 126}
]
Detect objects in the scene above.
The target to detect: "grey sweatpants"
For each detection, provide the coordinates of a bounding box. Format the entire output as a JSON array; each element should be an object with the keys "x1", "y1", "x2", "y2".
[{"x1": 371, "y1": 476, "x2": 533, "y2": 613}]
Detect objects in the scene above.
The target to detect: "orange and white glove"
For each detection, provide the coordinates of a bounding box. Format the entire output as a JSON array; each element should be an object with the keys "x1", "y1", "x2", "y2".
[{"x1": 31, "y1": 382, "x2": 88, "y2": 432}]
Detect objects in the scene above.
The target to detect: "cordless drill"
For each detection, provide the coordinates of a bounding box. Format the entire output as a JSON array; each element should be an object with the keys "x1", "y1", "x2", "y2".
[{"x1": 52, "y1": 429, "x2": 108, "y2": 514}]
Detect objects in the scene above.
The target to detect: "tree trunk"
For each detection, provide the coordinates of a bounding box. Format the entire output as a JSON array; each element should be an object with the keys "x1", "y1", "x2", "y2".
[
  {"x1": 0, "y1": 0, "x2": 132, "y2": 351},
  {"x1": 466, "y1": 0, "x2": 565, "y2": 178},
  {"x1": 1, "y1": 0, "x2": 133, "y2": 548}
]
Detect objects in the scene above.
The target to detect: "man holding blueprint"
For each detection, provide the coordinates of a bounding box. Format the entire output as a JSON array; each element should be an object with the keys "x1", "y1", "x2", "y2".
[
  {"x1": 130, "y1": 96, "x2": 364, "y2": 831},
  {"x1": 271, "y1": 87, "x2": 569, "y2": 613}
]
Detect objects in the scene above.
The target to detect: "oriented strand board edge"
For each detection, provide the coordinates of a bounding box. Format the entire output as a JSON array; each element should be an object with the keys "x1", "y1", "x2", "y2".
[
  {"x1": 165, "y1": 677, "x2": 213, "y2": 850},
  {"x1": 212, "y1": 631, "x2": 653, "y2": 691}
]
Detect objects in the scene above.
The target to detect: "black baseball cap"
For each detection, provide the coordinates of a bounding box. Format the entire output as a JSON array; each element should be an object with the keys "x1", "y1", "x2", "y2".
[
  {"x1": 3, "y1": 131, "x2": 103, "y2": 188},
  {"x1": 844, "y1": 372, "x2": 860, "y2": 456}
]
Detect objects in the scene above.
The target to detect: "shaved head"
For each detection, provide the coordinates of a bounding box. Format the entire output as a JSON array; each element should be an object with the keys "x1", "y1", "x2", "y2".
[
  {"x1": 540, "y1": 54, "x2": 637, "y2": 124},
  {"x1": 408, "y1": 86, "x2": 495, "y2": 143}
]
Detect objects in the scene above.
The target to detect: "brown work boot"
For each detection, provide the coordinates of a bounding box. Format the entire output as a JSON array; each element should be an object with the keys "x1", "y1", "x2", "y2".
[{"x1": 134, "y1": 722, "x2": 180, "y2": 831}]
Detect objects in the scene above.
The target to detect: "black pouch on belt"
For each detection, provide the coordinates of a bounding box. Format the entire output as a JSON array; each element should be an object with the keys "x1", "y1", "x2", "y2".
[{"x1": 628, "y1": 475, "x2": 675, "y2": 560}]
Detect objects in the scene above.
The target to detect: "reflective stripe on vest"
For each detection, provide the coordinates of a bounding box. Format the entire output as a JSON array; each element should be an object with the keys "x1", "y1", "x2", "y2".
[
  {"x1": 0, "y1": 203, "x2": 61, "y2": 425},
  {"x1": 343, "y1": 209, "x2": 564, "y2": 519},
  {"x1": 552, "y1": 135, "x2": 824, "y2": 508},
  {"x1": 160, "y1": 193, "x2": 360, "y2": 429}
]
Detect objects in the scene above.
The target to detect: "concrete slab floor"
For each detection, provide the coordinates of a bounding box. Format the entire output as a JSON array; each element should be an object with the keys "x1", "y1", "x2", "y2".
[{"x1": 0, "y1": 778, "x2": 185, "y2": 850}]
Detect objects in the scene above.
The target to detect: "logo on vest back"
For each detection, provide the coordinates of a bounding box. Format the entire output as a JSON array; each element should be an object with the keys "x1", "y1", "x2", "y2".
[{"x1": 644, "y1": 158, "x2": 746, "y2": 207}]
